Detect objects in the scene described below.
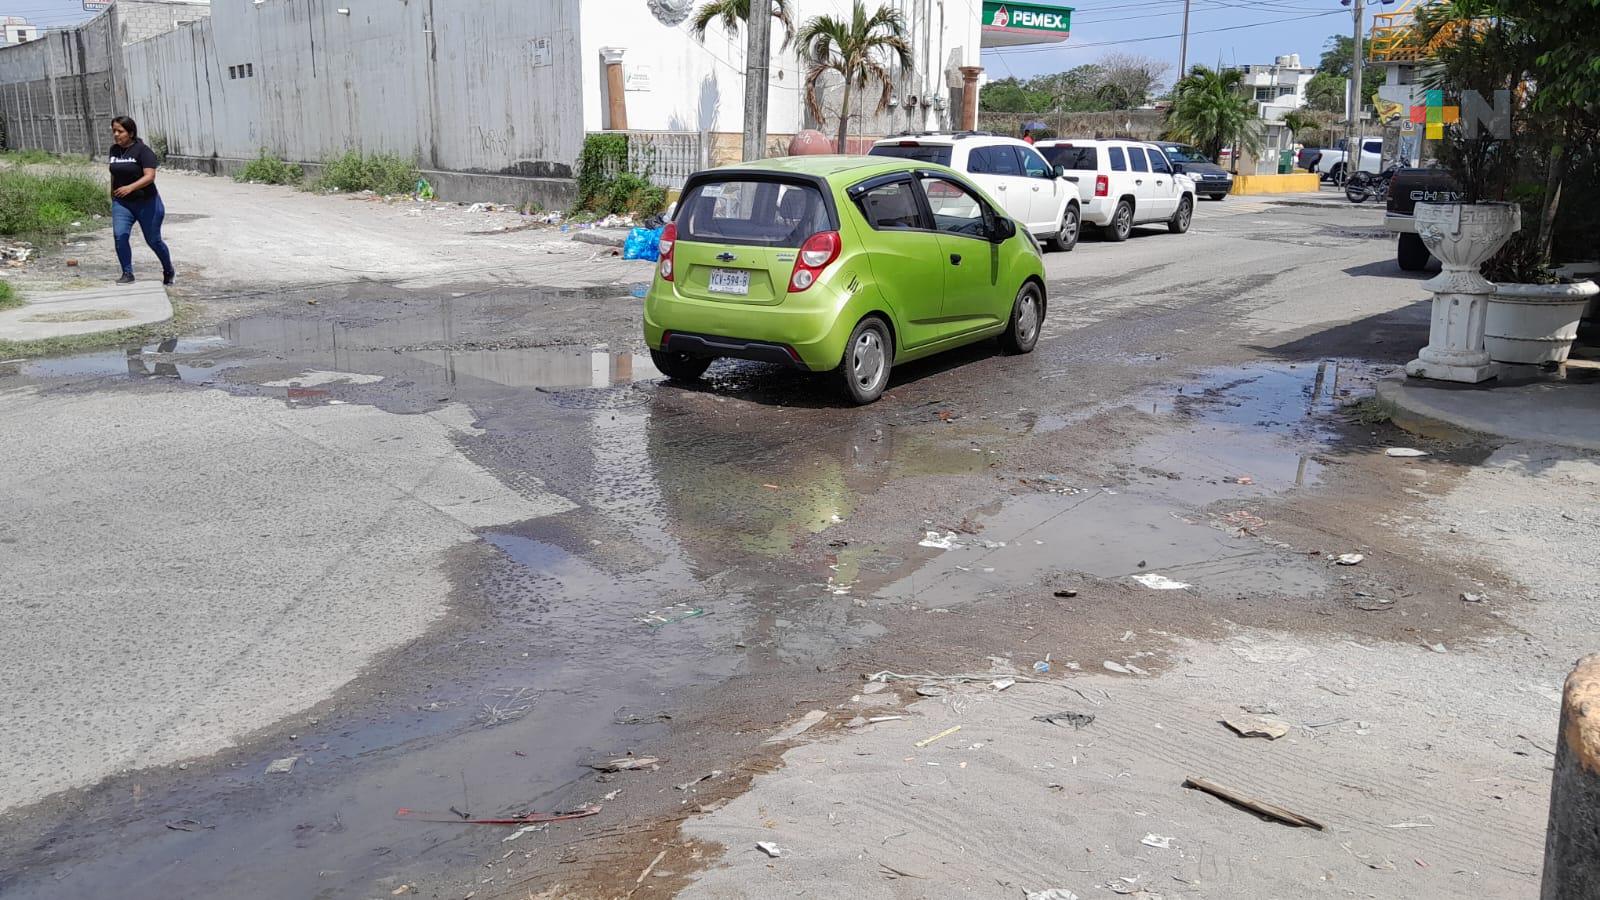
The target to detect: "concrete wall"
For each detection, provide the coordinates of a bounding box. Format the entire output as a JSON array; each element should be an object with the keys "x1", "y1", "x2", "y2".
[
  {"x1": 124, "y1": 0, "x2": 583, "y2": 179},
  {"x1": 0, "y1": 2, "x2": 208, "y2": 157},
  {"x1": 579, "y1": 0, "x2": 980, "y2": 145}
]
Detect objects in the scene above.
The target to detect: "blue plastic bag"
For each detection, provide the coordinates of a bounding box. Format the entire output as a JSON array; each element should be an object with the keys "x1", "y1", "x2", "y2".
[{"x1": 622, "y1": 226, "x2": 663, "y2": 262}]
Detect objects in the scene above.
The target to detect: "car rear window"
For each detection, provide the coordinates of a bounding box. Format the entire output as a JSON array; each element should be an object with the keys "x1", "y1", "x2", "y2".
[
  {"x1": 676, "y1": 178, "x2": 833, "y2": 248},
  {"x1": 1042, "y1": 145, "x2": 1097, "y2": 170},
  {"x1": 869, "y1": 143, "x2": 953, "y2": 166}
]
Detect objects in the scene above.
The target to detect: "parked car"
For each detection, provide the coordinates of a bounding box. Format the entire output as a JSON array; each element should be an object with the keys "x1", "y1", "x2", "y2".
[
  {"x1": 1153, "y1": 143, "x2": 1233, "y2": 200},
  {"x1": 1311, "y1": 137, "x2": 1384, "y2": 182},
  {"x1": 644, "y1": 156, "x2": 1048, "y2": 404},
  {"x1": 1385, "y1": 167, "x2": 1462, "y2": 271},
  {"x1": 1032, "y1": 138, "x2": 1197, "y2": 241},
  {"x1": 868, "y1": 133, "x2": 1081, "y2": 251}
]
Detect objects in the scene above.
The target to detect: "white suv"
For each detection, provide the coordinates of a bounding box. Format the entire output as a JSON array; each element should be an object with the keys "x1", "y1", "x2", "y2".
[
  {"x1": 1033, "y1": 139, "x2": 1196, "y2": 242},
  {"x1": 869, "y1": 133, "x2": 1082, "y2": 251}
]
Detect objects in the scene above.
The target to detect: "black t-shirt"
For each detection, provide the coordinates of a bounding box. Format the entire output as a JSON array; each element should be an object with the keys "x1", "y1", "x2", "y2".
[{"x1": 108, "y1": 140, "x2": 159, "y2": 201}]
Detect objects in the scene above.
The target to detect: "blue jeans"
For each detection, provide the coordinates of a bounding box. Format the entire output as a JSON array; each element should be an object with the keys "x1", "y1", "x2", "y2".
[{"x1": 112, "y1": 195, "x2": 174, "y2": 277}]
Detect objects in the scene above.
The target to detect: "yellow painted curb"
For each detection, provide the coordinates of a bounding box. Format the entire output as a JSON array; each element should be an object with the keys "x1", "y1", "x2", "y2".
[{"x1": 1230, "y1": 173, "x2": 1321, "y2": 195}]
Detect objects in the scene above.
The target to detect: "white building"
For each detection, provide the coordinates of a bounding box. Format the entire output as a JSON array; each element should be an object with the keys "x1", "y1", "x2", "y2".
[
  {"x1": 578, "y1": 0, "x2": 985, "y2": 163},
  {"x1": 2, "y1": 17, "x2": 40, "y2": 46},
  {"x1": 1227, "y1": 54, "x2": 1317, "y2": 123},
  {"x1": 1223, "y1": 53, "x2": 1317, "y2": 174}
]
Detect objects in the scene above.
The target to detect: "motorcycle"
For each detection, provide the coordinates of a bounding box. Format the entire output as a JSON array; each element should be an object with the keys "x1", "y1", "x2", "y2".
[{"x1": 1345, "y1": 166, "x2": 1398, "y2": 203}]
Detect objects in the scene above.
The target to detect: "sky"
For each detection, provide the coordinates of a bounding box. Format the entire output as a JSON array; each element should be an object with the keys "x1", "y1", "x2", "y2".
[
  {"x1": 7, "y1": 0, "x2": 1357, "y2": 91},
  {"x1": 981, "y1": 0, "x2": 1362, "y2": 85}
]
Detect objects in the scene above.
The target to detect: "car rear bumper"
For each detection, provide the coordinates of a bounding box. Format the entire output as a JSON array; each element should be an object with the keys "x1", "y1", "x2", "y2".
[
  {"x1": 1384, "y1": 213, "x2": 1416, "y2": 234},
  {"x1": 644, "y1": 276, "x2": 848, "y2": 372},
  {"x1": 1080, "y1": 197, "x2": 1115, "y2": 225}
]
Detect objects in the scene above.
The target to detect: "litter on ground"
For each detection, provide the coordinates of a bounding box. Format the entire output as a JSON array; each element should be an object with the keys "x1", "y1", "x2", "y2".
[{"x1": 1131, "y1": 573, "x2": 1191, "y2": 590}]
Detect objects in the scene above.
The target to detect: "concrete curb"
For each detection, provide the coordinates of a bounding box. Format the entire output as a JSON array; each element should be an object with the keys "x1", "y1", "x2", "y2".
[
  {"x1": 1374, "y1": 377, "x2": 1600, "y2": 452},
  {"x1": 1542, "y1": 654, "x2": 1600, "y2": 899}
]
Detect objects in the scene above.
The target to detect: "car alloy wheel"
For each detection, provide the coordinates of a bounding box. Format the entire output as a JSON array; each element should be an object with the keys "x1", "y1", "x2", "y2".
[
  {"x1": 1106, "y1": 201, "x2": 1133, "y2": 242},
  {"x1": 1169, "y1": 197, "x2": 1192, "y2": 234},
  {"x1": 1001, "y1": 283, "x2": 1042, "y2": 354},
  {"x1": 1052, "y1": 205, "x2": 1079, "y2": 251}
]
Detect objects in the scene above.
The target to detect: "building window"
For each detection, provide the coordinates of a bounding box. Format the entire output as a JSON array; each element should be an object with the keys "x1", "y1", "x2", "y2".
[
  {"x1": 1278, "y1": 86, "x2": 1295, "y2": 97},
  {"x1": 229, "y1": 66, "x2": 238, "y2": 79},
  {"x1": 1255, "y1": 87, "x2": 1273, "y2": 101},
  {"x1": 246, "y1": 63, "x2": 254, "y2": 77}
]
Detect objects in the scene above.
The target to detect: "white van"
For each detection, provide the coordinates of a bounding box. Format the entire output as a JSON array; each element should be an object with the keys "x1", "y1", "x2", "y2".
[
  {"x1": 1033, "y1": 139, "x2": 1196, "y2": 241},
  {"x1": 869, "y1": 133, "x2": 1083, "y2": 251}
]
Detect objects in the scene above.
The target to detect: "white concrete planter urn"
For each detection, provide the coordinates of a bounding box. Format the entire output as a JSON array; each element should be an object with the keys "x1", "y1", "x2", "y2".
[
  {"x1": 1486, "y1": 280, "x2": 1600, "y2": 365},
  {"x1": 1405, "y1": 201, "x2": 1521, "y2": 383}
]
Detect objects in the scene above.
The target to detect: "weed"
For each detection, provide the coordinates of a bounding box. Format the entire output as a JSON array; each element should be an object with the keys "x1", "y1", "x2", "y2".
[
  {"x1": 314, "y1": 151, "x2": 420, "y2": 195},
  {"x1": 0, "y1": 298, "x2": 194, "y2": 359},
  {"x1": 235, "y1": 150, "x2": 304, "y2": 186},
  {"x1": 0, "y1": 169, "x2": 109, "y2": 235},
  {"x1": 1342, "y1": 396, "x2": 1396, "y2": 425},
  {"x1": 0, "y1": 279, "x2": 18, "y2": 310},
  {"x1": 1, "y1": 149, "x2": 60, "y2": 165}
]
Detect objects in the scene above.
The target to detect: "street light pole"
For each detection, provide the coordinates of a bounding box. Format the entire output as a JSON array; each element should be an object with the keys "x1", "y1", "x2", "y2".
[
  {"x1": 1177, "y1": 0, "x2": 1191, "y2": 81},
  {"x1": 1349, "y1": 0, "x2": 1365, "y2": 176},
  {"x1": 743, "y1": 0, "x2": 773, "y2": 162}
]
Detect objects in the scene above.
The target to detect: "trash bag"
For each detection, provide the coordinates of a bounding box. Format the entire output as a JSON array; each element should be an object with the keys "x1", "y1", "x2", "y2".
[
  {"x1": 622, "y1": 226, "x2": 663, "y2": 262},
  {"x1": 413, "y1": 178, "x2": 435, "y2": 201}
]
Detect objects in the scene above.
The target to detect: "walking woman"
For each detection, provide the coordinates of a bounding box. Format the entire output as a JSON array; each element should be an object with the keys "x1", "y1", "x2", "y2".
[{"x1": 108, "y1": 116, "x2": 174, "y2": 285}]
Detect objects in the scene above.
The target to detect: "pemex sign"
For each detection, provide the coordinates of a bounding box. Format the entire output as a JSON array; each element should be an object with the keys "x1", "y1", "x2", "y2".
[{"x1": 982, "y1": 1, "x2": 1073, "y2": 47}]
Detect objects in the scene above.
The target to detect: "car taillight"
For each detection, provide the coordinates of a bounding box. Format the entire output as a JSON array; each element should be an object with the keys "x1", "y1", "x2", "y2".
[
  {"x1": 1095, "y1": 175, "x2": 1109, "y2": 197},
  {"x1": 789, "y1": 231, "x2": 840, "y2": 293},
  {"x1": 658, "y1": 223, "x2": 676, "y2": 281}
]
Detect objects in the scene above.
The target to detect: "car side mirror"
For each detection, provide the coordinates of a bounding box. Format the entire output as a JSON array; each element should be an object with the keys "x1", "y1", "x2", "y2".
[
  {"x1": 1171, "y1": 162, "x2": 1185, "y2": 173},
  {"x1": 989, "y1": 217, "x2": 1016, "y2": 243},
  {"x1": 1053, "y1": 164, "x2": 1069, "y2": 179}
]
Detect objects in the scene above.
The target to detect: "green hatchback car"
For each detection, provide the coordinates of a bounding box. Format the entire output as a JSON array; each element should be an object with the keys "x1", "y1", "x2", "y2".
[{"x1": 644, "y1": 156, "x2": 1048, "y2": 404}]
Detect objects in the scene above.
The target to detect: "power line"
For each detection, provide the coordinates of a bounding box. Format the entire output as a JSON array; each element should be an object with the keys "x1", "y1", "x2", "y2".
[{"x1": 989, "y1": 10, "x2": 1344, "y2": 56}]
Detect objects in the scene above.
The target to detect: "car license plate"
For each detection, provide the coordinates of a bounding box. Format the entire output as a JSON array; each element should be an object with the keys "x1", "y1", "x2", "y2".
[{"x1": 708, "y1": 268, "x2": 750, "y2": 295}]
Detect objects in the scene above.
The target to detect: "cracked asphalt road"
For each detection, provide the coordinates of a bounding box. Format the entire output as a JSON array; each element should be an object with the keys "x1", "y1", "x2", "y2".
[{"x1": 5, "y1": 186, "x2": 1581, "y2": 899}]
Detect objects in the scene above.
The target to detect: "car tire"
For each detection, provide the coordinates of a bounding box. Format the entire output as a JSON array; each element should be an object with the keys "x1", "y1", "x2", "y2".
[
  {"x1": 1168, "y1": 196, "x2": 1193, "y2": 234},
  {"x1": 1103, "y1": 200, "x2": 1133, "y2": 242},
  {"x1": 1397, "y1": 232, "x2": 1433, "y2": 272},
  {"x1": 650, "y1": 349, "x2": 713, "y2": 382},
  {"x1": 835, "y1": 317, "x2": 893, "y2": 405},
  {"x1": 1049, "y1": 203, "x2": 1080, "y2": 252},
  {"x1": 1328, "y1": 163, "x2": 1346, "y2": 186},
  {"x1": 1000, "y1": 282, "x2": 1043, "y2": 355}
]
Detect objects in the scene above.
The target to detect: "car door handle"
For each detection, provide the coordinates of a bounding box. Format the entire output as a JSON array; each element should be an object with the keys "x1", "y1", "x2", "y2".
[
  {"x1": 950, "y1": 253, "x2": 962, "y2": 265},
  {"x1": 1135, "y1": 179, "x2": 1144, "y2": 185},
  {"x1": 1032, "y1": 185, "x2": 1040, "y2": 191},
  {"x1": 1156, "y1": 179, "x2": 1164, "y2": 185},
  {"x1": 997, "y1": 185, "x2": 1006, "y2": 191}
]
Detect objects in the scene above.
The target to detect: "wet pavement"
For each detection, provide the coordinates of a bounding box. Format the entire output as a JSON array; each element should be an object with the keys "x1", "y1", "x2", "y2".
[{"x1": 0, "y1": 198, "x2": 1461, "y2": 898}]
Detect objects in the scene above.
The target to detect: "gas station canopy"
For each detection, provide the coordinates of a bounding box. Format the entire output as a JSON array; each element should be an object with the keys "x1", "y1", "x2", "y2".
[{"x1": 980, "y1": 1, "x2": 1074, "y2": 48}]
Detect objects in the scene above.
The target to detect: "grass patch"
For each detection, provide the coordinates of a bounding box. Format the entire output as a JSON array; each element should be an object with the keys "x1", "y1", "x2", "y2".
[
  {"x1": 313, "y1": 151, "x2": 419, "y2": 195},
  {"x1": 0, "y1": 279, "x2": 18, "y2": 310},
  {"x1": 0, "y1": 149, "x2": 91, "y2": 166},
  {"x1": 236, "y1": 150, "x2": 304, "y2": 186},
  {"x1": 0, "y1": 298, "x2": 194, "y2": 359},
  {"x1": 22, "y1": 308, "x2": 137, "y2": 324},
  {"x1": 0, "y1": 169, "x2": 109, "y2": 236},
  {"x1": 1342, "y1": 396, "x2": 1396, "y2": 425}
]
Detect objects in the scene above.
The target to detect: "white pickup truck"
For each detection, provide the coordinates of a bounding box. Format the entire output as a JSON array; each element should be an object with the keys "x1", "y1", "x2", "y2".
[{"x1": 1307, "y1": 137, "x2": 1384, "y2": 182}]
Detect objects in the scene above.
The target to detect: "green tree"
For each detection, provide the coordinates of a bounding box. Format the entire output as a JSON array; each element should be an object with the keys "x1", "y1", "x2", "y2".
[
  {"x1": 690, "y1": 0, "x2": 796, "y2": 49},
  {"x1": 1319, "y1": 34, "x2": 1355, "y2": 77},
  {"x1": 797, "y1": 0, "x2": 913, "y2": 151},
  {"x1": 1165, "y1": 65, "x2": 1263, "y2": 169},
  {"x1": 1305, "y1": 71, "x2": 1347, "y2": 113}
]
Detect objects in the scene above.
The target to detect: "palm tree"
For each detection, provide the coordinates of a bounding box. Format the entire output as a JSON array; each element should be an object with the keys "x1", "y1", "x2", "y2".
[
  {"x1": 689, "y1": 0, "x2": 795, "y2": 50},
  {"x1": 1165, "y1": 65, "x2": 1262, "y2": 171},
  {"x1": 796, "y1": 1, "x2": 913, "y2": 152}
]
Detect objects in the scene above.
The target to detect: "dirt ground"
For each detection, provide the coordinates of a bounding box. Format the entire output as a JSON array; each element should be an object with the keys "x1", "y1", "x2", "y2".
[{"x1": 0, "y1": 169, "x2": 1594, "y2": 900}]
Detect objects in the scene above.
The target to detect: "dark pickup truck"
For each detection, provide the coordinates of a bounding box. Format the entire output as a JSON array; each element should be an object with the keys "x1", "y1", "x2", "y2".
[{"x1": 1385, "y1": 167, "x2": 1464, "y2": 271}]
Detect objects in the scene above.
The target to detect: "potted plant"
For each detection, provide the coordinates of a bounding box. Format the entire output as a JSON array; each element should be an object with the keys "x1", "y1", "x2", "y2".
[{"x1": 1421, "y1": 0, "x2": 1598, "y2": 367}]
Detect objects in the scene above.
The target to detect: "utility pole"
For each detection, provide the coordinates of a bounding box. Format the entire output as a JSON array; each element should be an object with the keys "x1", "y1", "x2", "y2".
[
  {"x1": 1177, "y1": 0, "x2": 1191, "y2": 82},
  {"x1": 1349, "y1": 0, "x2": 1366, "y2": 177},
  {"x1": 742, "y1": 0, "x2": 773, "y2": 162}
]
